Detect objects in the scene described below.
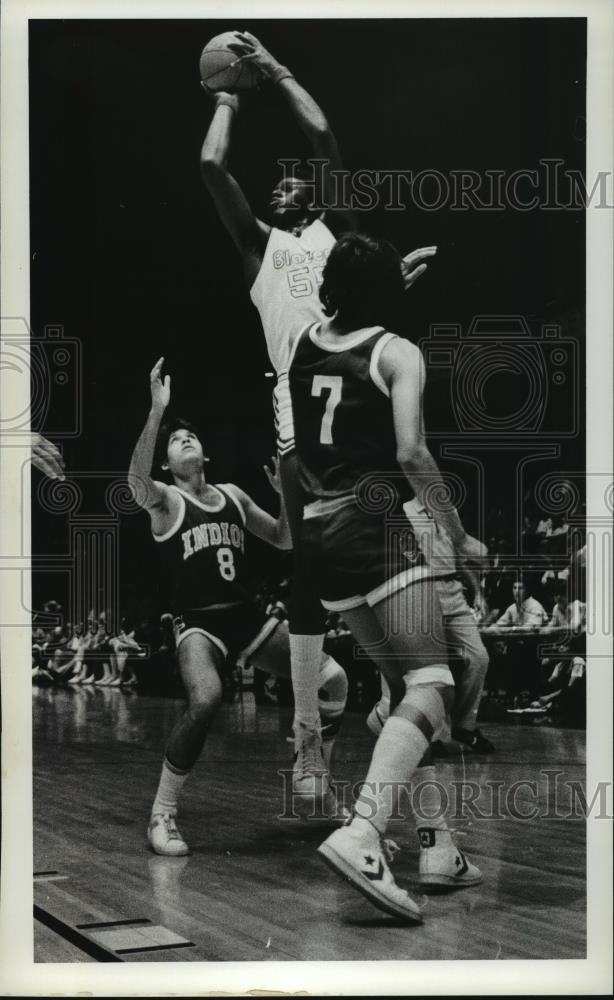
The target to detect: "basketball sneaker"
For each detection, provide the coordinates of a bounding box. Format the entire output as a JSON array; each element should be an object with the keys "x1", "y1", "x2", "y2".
[
  {"x1": 451, "y1": 726, "x2": 495, "y2": 754},
  {"x1": 147, "y1": 813, "x2": 189, "y2": 857},
  {"x1": 292, "y1": 723, "x2": 328, "y2": 804},
  {"x1": 318, "y1": 820, "x2": 424, "y2": 923},
  {"x1": 287, "y1": 730, "x2": 349, "y2": 824},
  {"x1": 416, "y1": 828, "x2": 482, "y2": 891}
]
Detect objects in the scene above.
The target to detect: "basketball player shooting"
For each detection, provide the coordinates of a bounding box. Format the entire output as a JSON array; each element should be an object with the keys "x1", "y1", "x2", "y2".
[
  {"x1": 199, "y1": 30, "x2": 435, "y2": 812},
  {"x1": 128, "y1": 358, "x2": 349, "y2": 856}
]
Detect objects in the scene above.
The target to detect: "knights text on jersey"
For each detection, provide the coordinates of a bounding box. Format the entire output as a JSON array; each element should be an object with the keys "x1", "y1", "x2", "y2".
[
  {"x1": 153, "y1": 485, "x2": 250, "y2": 613},
  {"x1": 249, "y1": 218, "x2": 335, "y2": 374},
  {"x1": 289, "y1": 324, "x2": 412, "y2": 505}
]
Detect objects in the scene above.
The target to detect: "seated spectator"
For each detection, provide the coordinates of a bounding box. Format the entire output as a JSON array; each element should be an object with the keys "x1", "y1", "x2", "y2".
[
  {"x1": 534, "y1": 652, "x2": 586, "y2": 726},
  {"x1": 539, "y1": 583, "x2": 586, "y2": 698},
  {"x1": 46, "y1": 622, "x2": 85, "y2": 681},
  {"x1": 483, "y1": 580, "x2": 549, "y2": 701},
  {"x1": 536, "y1": 516, "x2": 553, "y2": 537},
  {"x1": 548, "y1": 586, "x2": 586, "y2": 634},
  {"x1": 68, "y1": 618, "x2": 99, "y2": 685},
  {"x1": 492, "y1": 580, "x2": 549, "y2": 630},
  {"x1": 109, "y1": 617, "x2": 143, "y2": 687}
]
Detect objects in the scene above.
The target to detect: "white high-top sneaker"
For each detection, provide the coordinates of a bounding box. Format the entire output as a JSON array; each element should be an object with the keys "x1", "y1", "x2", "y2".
[
  {"x1": 417, "y1": 828, "x2": 482, "y2": 891},
  {"x1": 318, "y1": 820, "x2": 425, "y2": 923}
]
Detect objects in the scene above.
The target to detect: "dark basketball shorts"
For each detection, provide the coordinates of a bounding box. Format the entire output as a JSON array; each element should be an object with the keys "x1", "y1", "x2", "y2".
[
  {"x1": 301, "y1": 496, "x2": 456, "y2": 612},
  {"x1": 172, "y1": 602, "x2": 281, "y2": 666}
]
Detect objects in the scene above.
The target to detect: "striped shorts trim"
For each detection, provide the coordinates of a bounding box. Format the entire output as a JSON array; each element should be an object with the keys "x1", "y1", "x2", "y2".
[{"x1": 273, "y1": 371, "x2": 295, "y2": 455}]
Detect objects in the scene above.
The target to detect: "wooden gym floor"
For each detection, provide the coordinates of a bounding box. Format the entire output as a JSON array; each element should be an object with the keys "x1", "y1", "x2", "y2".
[{"x1": 33, "y1": 686, "x2": 586, "y2": 962}]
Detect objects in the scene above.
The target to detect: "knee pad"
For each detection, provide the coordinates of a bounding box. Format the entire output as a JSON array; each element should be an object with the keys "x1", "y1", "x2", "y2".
[
  {"x1": 391, "y1": 677, "x2": 452, "y2": 743},
  {"x1": 318, "y1": 656, "x2": 348, "y2": 727}
]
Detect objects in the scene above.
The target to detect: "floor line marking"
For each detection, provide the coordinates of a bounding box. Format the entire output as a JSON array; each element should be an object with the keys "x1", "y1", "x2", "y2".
[
  {"x1": 33, "y1": 905, "x2": 124, "y2": 963},
  {"x1": 115, "y1": 942, "x2": 195, "y2": 954},
  {"x1": 77, "y1": 918, "x2": 152, "y2": 929}
]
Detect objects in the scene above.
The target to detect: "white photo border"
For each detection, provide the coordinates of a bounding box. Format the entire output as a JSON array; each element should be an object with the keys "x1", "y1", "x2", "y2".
[{"x1": 1, "y1": 0, "x2": 612, "y2": 995}]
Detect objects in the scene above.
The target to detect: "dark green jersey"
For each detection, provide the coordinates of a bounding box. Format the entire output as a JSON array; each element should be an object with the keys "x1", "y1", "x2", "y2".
[{"x1": 289, "y1": 324, "x2": 411, "y2": 506}]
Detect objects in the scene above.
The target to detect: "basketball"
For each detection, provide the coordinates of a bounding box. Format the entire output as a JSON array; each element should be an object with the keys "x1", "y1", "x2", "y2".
[{"x1": 199, "y1": 32, "x2": 261, "y2": 93}]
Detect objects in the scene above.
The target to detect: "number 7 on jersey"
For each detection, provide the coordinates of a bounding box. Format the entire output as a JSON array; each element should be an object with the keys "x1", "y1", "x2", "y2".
[{"x1": 312, "y1": 375, "x2": 342, "y2": 444}]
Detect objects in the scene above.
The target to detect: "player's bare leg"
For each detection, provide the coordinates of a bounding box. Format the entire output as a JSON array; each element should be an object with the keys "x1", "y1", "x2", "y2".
[
  {"x1": 440, "y1": 582, "x2": 493, "y2": 753},
  {"x1": 148, "y1": 632, "x2": 223, "y2": 856},
  {"x1": 368, "y1": 580, "x2": 494, "y2": 754},
  {"x1": 279, "y1": 451, "x2": 330, "y2": 806},
  {"x1": 318, "y1": 581, "x2": 481, "y2": 920},
  {"x1": 249, "y1": 621, "x2": 349, "y2": 821}
]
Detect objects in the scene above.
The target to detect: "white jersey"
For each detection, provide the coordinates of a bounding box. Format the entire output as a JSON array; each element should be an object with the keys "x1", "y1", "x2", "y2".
[{"x1": 250, "y1": 218, "x2": 335, "y2": 374}]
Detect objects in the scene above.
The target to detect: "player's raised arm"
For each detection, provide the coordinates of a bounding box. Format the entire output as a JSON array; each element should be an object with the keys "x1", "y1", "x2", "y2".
[
  {"x1": 200, "y1": 92, "x2": 270, "y2": 280},
  {"x1": 379, "y1": 337, "x2": 488, "y2": 569},
  {"x1": 223, "y1": 458, "x2": 292, "y2": 551},
  {"x1": 229, "y1": 31, "x2": 356, "y2": 234},
  {"x1": 128, "y1": 358, "x2": 178, "y2": 535}
]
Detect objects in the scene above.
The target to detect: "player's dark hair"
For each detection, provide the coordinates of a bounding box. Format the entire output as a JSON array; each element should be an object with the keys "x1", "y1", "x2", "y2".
[
  {"x1": 154, "y1": 415, "x2": 201, "y2": 472},
  {"x1": 319, "y1": 233, "x2": 405, "y2": 332}
]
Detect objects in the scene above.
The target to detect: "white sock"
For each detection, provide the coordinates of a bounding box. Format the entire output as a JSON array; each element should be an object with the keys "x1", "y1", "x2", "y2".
[
  {"x1": 290, "y1": 633, "x2": 324, "y2": 731},
  {"x1": 354, "y1": 717, "x2": 429, "y2": 834},
  {"x1": 318, "y1": 655, "x2": 348, "y2": 769},
  {"x1": 151, "y1": 758, "x2": 191, "y2": 817},
  {"x1": 354, "y1": 684, "x2": 446, "y2": 835},
  {"x1": 412, "y1": 764, "x2": 451, "y2": 841}
]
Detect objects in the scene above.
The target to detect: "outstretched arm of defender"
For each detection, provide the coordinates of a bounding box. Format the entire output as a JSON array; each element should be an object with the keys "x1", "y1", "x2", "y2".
[
  {"x1": 380, "y1": 338, "x2": 488, "y2": 567},
  {"x1": 128, "y1": 358, "x2": 177, "y2": 534},
  {"x1": 223, "y1": 459, "x2": 292, "y2": 550},
  {"x1": 200, "y1": 92, "x2": 270, "y2": 269}
]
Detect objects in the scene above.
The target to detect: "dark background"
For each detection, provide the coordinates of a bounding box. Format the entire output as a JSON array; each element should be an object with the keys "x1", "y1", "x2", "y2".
[{"x1": 29, "y1": 18, "x2": 586, "y2": 623}]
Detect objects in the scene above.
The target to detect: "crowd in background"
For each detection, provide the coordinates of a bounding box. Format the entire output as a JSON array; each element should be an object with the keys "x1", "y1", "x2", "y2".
[{"x1": 32, "y1": 497, "x2": 587, "y2": 727}]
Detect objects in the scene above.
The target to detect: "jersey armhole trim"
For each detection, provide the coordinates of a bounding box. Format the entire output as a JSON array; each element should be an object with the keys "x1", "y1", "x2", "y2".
[
  {"x1": 287, "y1": 322, "x2": 313, "y2": 368},
  {"x1": 152, "y1": 489, "x2": 185, "y2": 543},
  {"x1": 369, "y1": 332, "x2": 397, "y2": 397},
  {"x1": 248, "y1": 225, "x2": 276, "y2": 299},
  {"x1": 218, "y1": 484, "x2": 247, "y2": 526}
]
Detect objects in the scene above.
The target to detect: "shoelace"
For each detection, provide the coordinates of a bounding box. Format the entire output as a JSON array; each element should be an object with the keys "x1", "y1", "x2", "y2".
[
  {"x1": 380, "y1": 837, "x2": 401, "y2": 864},
  {"x1": 161, "y1": 815, "x2": 181, "y2": 839},
  {"x1": 287, "y1": 733, "x2": 325, "y2": 777}
]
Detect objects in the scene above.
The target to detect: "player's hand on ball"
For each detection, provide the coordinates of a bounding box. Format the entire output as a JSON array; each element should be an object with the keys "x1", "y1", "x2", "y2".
[
  {"x1": 150, "y1": 357, "x2": 171, "y2": 413},
  {"x1": 227, "y1": 31, "x2": 279, "y2": 78},
  {"x1": 401, "y1": 246, "x2": 437, "y2": 291},
  {"x1": 31, "y1": 434, "x2": 65, "y2": 481},
  {"x1": 263, "y1": 456, "x2": 282, "y2": 495}
]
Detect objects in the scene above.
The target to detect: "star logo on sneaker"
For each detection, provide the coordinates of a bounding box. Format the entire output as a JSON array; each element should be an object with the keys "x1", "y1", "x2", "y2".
[
  {"x1": 364, "y1": 854, "x2": 375, "y2": 866},
  {"x1": 454, "y1": 852, "x2": 469, "y2": 876},
  {"x1": 363, "y1": 858, "x2": 385, "y2": 881}
]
